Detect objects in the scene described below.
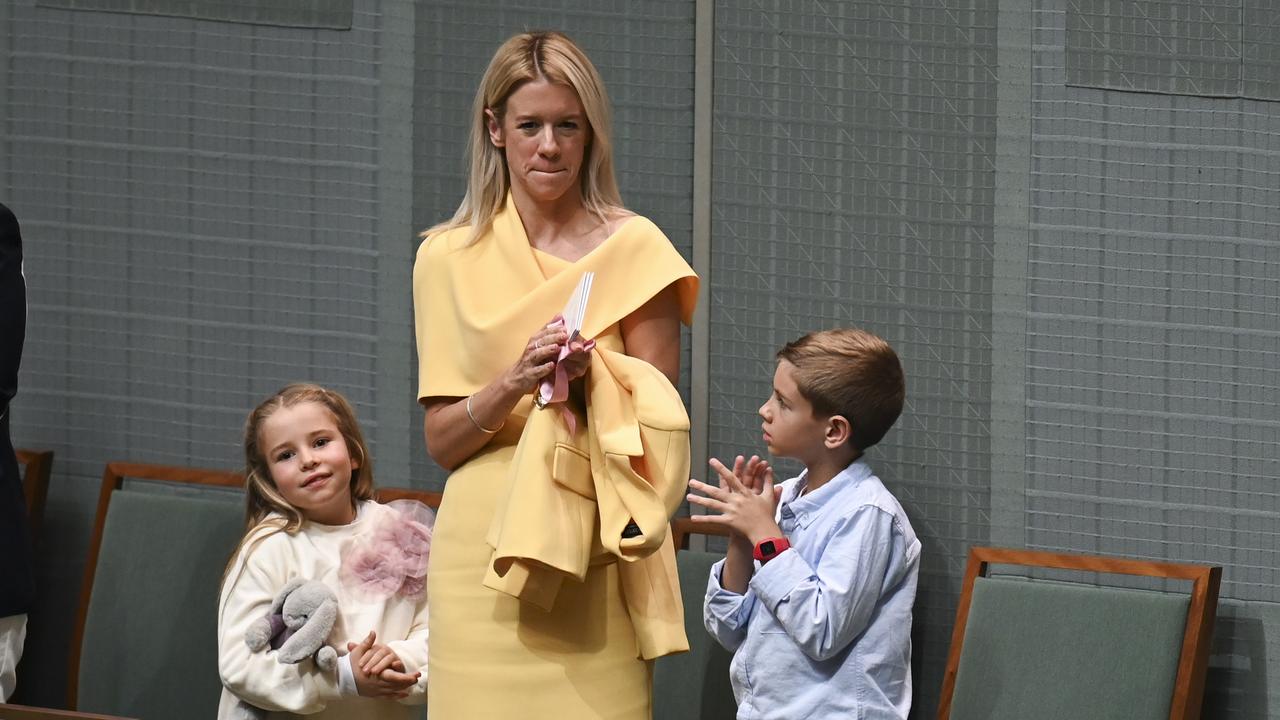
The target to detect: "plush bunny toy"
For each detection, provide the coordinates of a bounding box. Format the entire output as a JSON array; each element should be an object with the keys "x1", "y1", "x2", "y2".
[
  {"x1": 228, "y1": 579, "x2": 341, "y2": 720},
  {"x1": 244, "y1": 577, "x2": 340, "y2": 671}
]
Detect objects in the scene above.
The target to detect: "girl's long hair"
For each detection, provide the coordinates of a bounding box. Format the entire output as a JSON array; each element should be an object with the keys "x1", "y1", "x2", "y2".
[{"x1": 422, "y1": 30, "x2": 623, "y2": 245}]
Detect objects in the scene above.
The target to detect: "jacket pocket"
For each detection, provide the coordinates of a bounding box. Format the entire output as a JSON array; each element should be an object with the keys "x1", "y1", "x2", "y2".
[{"x1": 552, "y1": 442, "x2": 595, "y2": 500}]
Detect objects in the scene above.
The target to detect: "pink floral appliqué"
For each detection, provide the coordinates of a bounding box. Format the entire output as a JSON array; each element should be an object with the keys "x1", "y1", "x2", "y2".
[{"x1": 340, "y1": 499, "x2": 434, "y2": 600}]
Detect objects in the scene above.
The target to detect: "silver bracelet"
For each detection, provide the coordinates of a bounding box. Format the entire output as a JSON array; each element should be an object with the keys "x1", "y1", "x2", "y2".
[{"x1": 466, "y1": 394, "x2": 504, "y2": 434}]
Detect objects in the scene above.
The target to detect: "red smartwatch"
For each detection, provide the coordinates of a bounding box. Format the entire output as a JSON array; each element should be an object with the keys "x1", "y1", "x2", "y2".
[{"x1": 753, "y1": 536, "x2": 791, "y2": 563}]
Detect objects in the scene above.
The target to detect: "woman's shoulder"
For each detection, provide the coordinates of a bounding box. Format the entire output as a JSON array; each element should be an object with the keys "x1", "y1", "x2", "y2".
[
  {"x1": 603, "y1": 209, "x2": 667, "y2": 243},
  {"x1": 416, "y1": 223, "x2": 473, "y2": 258}
]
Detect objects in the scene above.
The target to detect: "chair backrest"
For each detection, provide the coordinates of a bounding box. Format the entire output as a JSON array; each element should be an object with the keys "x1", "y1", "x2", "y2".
[
  {"x1": 669, "y1": 515, "x2": 730, "y2": 551},
  {"x1": 375, "y1": 486, "x2": 443, "y2": 509},
  {"x1": 70, "y1": 462, "x2": 244, "y2": 719},
  {"x1": 15, "y1": 448, "x2": 52, "y2": 539},
  {"x1": 652, "y1": 517, "x2": 737, "y2": 720},
  {"x1": 938, "y1": 546, "x2": 1221, "y2": 720}
]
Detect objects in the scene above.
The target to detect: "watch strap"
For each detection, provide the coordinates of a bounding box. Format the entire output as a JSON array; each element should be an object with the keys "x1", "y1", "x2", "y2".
[{"x1": 753, "y1": 536, "x2": 791, "y2": 563}]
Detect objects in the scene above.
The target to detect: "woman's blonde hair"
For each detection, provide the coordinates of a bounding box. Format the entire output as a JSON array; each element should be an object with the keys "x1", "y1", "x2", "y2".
[
  {"x1": 423, "y1": 30, "x2": 623, "y2": 245},
  {"x1": 223, "y1": 383, "x2": 376, "y2": 586}
]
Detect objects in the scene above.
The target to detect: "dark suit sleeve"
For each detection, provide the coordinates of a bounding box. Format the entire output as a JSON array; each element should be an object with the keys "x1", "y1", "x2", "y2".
[
  {"x1": 0, "y1": 202, "x2": 24, "y2": 411},
  {"x1": 0, "y1": 201, "x2": 34, "y2": 618}
]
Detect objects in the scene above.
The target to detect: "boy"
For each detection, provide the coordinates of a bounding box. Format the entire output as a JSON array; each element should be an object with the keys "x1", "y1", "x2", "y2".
[{"x1": 687, "y1": 328, "x2": 918, "y2": 719}]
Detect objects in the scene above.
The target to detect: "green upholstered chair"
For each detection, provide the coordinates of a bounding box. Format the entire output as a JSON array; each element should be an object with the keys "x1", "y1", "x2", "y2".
[
  {"x1": 69, "y1": 463, "x2": 245, "y2": 720},
  {"x1": 938, "y1": 546, "x2": 1221, "y2": 720},
  {"x1": 652, "y1": 518, "x2": 736, "y2": 720}
]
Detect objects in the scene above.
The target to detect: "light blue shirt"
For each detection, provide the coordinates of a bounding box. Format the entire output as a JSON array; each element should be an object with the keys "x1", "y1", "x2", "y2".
[{"x1": 704, "y1": 458, "x2": 920, "y2": 720}]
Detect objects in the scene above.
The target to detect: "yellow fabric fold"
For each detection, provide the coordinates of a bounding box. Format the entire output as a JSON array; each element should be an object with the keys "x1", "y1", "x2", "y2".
[{"x1": 414, "y1": 196, "x2": 698, "y2": 659}]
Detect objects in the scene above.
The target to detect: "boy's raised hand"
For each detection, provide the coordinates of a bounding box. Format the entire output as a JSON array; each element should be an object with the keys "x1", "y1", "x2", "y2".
[{"x1": 687, "y1": 455, "x2": 784, "y2": 545}]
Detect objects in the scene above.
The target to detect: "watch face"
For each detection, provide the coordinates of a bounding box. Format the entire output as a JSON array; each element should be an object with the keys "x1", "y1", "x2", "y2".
[{"x1": 759, "y1": 540, "x2": 776, "y2": 556}]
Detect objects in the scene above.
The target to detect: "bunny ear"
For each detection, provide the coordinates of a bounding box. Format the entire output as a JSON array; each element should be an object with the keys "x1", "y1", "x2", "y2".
[{"x1": 271, "y1": 577, "x2": 307, "y2": 614}]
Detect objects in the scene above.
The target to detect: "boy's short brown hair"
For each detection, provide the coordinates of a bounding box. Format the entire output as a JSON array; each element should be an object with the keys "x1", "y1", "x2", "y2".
[{"x1": 777, "y1": 328, "x2": 905, "y2": 451}]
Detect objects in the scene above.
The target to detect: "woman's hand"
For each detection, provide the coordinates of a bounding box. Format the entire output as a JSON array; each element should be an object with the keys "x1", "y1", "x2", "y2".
[
  {"x1": 505, "y1": 316, "x2": 569, "y2": 394},
  {"x1": 559, "y1": 333, "x2": 592, "y2": 382}
]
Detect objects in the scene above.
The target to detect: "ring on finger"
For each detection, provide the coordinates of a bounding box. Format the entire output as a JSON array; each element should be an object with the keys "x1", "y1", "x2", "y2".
[{"x1": 535, "y1": 339, "x2": 542, "y2": 349}]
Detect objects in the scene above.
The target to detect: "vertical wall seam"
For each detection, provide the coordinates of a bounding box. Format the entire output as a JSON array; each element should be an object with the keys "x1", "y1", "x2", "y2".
[
  {"x1": 991, "y1": 0, "x2": 1033, "y2": 549},
  {"x1": 376, "y1": 0, "x2": 416, "y2": 488},
  {"x1": 690, "y1": 0, "x2": 714, "y2": 543}
]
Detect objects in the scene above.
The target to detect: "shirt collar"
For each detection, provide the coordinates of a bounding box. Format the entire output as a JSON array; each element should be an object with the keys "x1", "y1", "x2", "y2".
[{"x1": 778, "y1": 458, "x2": 873, "y2": 530}]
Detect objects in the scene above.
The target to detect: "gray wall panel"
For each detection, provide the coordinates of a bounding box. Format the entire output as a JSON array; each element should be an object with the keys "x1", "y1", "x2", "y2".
[
  {"x1": 36, "y1": 0, "x2": 354, "y2": 29},
  {"x1": 4, "y1": 0, "x2": 409, "y2": 706},
  {"x1": 711, "y1": 1, "x2": 998, "y2": 714},
  {"x1": 5, "y1": 0, "x2": 1279, "y2": 715},
  {"x1": 1032, "y1": 0, "x2": 1280, "y2": 713}
]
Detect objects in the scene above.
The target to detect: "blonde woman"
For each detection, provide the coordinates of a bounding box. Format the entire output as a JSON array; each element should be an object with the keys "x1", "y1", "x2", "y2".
[{"x1": 415, "y1": 31, "x2": 699, "y2": 719}]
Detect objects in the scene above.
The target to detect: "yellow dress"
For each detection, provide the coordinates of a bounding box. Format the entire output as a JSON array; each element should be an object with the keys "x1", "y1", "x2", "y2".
[{"x1": 413, "y1": 197, "x2": 698, "y2": 719}]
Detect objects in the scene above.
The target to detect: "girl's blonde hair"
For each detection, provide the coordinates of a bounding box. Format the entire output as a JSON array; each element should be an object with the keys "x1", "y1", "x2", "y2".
[
  {"x1": 423, "y1": 30, "x2": 623, "y2": 245},
  {"x1": 223, "y1": 383, "x2": 375, "y2": 585}
]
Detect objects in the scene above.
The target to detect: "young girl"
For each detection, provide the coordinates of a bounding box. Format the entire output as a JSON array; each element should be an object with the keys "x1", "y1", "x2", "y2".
[{"x1": 217, "y1": 383, "x2": 430, "y2": 720}]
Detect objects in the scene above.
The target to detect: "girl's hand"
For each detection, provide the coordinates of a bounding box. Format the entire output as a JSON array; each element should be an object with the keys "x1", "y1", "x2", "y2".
[
  {"x1": 687, "y1": 456, "x2": 784, "y2": 545},
  {"x1": 360, "y1": 642, "x2": 406, "y2": 676},
  {"x1": 347, "y1": 631, "x2": 420, "y2": 699},
  {"x1": 505, "y1": 317, "x2": 569, "y2": 395}
]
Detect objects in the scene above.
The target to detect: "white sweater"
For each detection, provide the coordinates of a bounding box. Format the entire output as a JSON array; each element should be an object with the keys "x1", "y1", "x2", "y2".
[{"x1": 217, "y1": 501, "x2": 428, "y2": 720}]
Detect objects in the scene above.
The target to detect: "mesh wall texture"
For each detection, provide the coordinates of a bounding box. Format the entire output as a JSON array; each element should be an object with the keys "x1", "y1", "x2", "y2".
[
  {"x1": 4, "y1": 0, "x2": 1279, "y2": 715},
  {"x1": 35, "y1": 0, "x2": 354, "y2": 29},
  {"x1": 1065, "y1": 0, "x2": 1280, "y2": 101},
  {"x1": 710, "y1": 1, "x2": 997, "y2": 714},
  {"x1": 1033, "y1": 0, "x2": 1280, "y2": 714},
  {"x1": 409, "y1": 1, "x2": 696, "y2": 492},
  {"x1": 2, "y1": 0, "x2": 408, "y2": 706}
]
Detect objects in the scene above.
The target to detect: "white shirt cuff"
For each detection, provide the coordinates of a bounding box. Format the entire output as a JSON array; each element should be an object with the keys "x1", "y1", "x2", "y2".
[{"x1": 337, "y1": 653, "x2": 358, "y2": 697}]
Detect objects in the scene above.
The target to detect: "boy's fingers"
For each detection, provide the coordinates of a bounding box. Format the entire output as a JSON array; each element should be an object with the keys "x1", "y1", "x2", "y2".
[
  {"x1": 708, "y1": 458, "x2": 734, "y2": 487},
  {"x1": 688, "y1": 478, "x2": 727, "y2": 499},
  {"x1": 687, "y1": 508, "x2": 730, "y2": 523},
  {"x1": 686, "y1": 493, "x2": 727, "y2": 513},
  {"x1": 721, "y1": 468, "x2": 749, "y2": 494},
  {"x1": 765, "y1": 469, "x2": 782, "y2": 503}
]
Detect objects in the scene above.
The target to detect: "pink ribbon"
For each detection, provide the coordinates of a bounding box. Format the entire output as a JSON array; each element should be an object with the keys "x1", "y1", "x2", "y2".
[{"x1": 538, "y1": 337, "x2": 594, "y2": 435}]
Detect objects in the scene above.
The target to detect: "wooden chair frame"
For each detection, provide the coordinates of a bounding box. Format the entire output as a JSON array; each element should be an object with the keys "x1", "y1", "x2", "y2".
[
  {"x1": 376, "y1": 486, "x2": 443, "y2": 509},
  {"x1": 937, "y1": 546, "x2": 1222, "y2": 720},
  {"x1": 670, "y1": 516, "x2": 730, "y2": 551},
  {"x1": 16, "y1": 448, "x2": 53, "y2": 539}
]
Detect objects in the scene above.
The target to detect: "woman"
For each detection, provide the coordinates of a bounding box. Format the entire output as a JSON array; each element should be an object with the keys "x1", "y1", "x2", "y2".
[{"x1": 413, "y1": 31, "x2": 699, "y2": 719}]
